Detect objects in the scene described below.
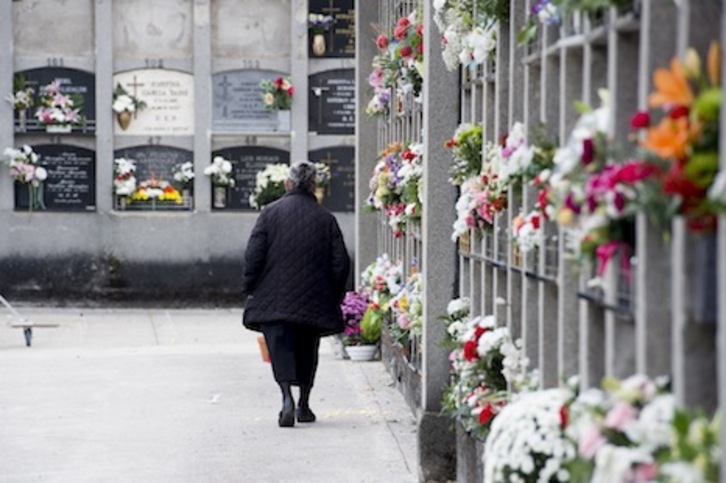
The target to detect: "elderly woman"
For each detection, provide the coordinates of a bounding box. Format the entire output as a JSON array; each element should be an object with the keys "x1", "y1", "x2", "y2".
[{"x1": 242, "y1": 161, "x2": 350, "y2": 427}]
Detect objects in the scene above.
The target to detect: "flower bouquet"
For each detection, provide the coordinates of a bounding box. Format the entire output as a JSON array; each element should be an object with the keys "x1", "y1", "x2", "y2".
[
  {"x1": 433, "y1": 0, "x2": 499, "y2": 71},
  {"x1": 389, "y1": 272, "x2": 422, "y2": 347},
  {"x1": 34, "y1": 79, "x2": 83, "y2": 132},
  {"x1": 445, "y1": 123, "x2": 484, "y2": 186},
  {"x1": 340, "y1": 291, "x2": 370, "y2": 347},
  {"x1": 313, "y1": 161, "x2": 331, "y2": 202},
  {"x1": 130, "y1": 177, "x2": 183, "y2": 204},
  {"x1": 3, "y1": 145, "x2": 47, "y2": 211},
  {"x1": 260, "y1": 77, "x2": 294, "y2": 111},
  {"x1": 6, "y1": 75, "x2": 34, "y2": 131},
  {"x1": 249, "y1": 163, "x2": 289, "y2": 210},
  {"x1": 308, "y1": 13, "x2": 334, "y2": 34},
  {"x1": 172, "y1": 161, "x2": 195, "y2": 192},
  {"x1": 113, "y1": 157, "x2": 137, "y2": 201},
  {"x1": 204, "y1": 156, "x2": 235, "y2": 187},
  {"x1": 112, "y1": 83, "x2": 146, "y2": 130}
]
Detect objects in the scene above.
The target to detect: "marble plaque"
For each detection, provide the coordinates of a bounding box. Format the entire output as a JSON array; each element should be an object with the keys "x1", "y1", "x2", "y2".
[
  {"x1": 113, "y1": 70, "x2": 194, "y2": 136},
  {"x1": 14, "y1": 145, "x2": 96, "y2": 212},
  {"x1": 308, "y1": 0, "x2": 355, "y2": 58},
  {"x1": 308, "y1": 69, "x2": 355, "y2": 135},
  {"x1": 13, "y1": 0, "x2": 94, "y2": 57},
  {"x1": 212, "y1": 70, "x2": 283, "y2": 132},
  {"x1": 309, "y1": 146, "x2": 355, "y2": 212},
  {"x1": 212, "y1": 146, "x2": 290, "y2": 210},
  {"x1": 113, "y1": 0, "x2": 193, "y2": 60},
  {"x1": 17, "y1": 68, "x2": 96, "y2": 133},
  {"x1": 212, "y1": 0, "x2": 291, "y2": 59}
]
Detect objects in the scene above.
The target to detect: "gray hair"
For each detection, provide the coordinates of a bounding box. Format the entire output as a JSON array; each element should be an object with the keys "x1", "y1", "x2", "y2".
[{"x1": 288, "y1": 161, "x2": 317, "y2": 192}]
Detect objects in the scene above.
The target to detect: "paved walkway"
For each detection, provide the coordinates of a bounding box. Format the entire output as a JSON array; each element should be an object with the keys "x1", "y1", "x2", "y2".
[{"x1": 0, "y1": 308, "x2": 418, "y2": 483}]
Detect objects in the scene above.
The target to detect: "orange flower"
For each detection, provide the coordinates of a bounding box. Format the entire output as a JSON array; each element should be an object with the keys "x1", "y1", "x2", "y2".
[
  {"x1": 707, "y1": 41, "x2": 721, "y2": 87},
  {"x1": 648, "y1": 58, "x2": 694, "y2": 110},
  {"x1": 642, "y1": 116, "x2": 690, "y2": 160}
]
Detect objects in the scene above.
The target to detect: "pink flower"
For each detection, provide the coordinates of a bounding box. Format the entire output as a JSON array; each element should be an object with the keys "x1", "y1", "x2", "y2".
[
  {"x1": 393, "y1": 25, "x2": 408, "y2": 40},
  {"x1": 397, "y1": 314, "x2": 410, "y2": 329},
  {"x1": 632, "y1": 462, "x2": 658, "y2": 481},
  {"x1": 578, "y1": 425, "x2": 606, "y2": 458},
  {"x1": 376, "y1": 34, "x2": 389, "y2": 50},
  {"x1": 604, "y1": 401, "x2": 638, "y2": 430}
]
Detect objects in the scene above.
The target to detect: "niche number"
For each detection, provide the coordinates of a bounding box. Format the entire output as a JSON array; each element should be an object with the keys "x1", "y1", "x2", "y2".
[
  {"x1": 147, "y1": 136, "x2": 162, "y2": 145},
  {"x1": 145, "y1": 59, "x2": 164, "y2": 69},
  {"x1": 244, "y1": 136, "x2": 258, "y2": 146},
  {"x1": 47, "y1": 58, "x2": 64, "y2": 67}
]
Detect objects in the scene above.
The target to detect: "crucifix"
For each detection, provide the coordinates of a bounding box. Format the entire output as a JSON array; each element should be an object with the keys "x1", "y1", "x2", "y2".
[
  {"x1": 219, "y1": 75, "x2": 233, "y2": 118},
  {"x1": 322, "y1": 0, "x2": 340, "y2": 51},
  {"x1": 126, "y1": 75, "x2": 145, "y2": 119}
]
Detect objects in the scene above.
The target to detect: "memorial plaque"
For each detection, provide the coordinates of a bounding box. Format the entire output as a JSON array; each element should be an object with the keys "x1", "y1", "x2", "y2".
[
  {"x1": 212, "y1": 146, "x2": 290, "y2": 210},
  {"x1": 309, "y1": 146, "x2": 355, "y2": 212},
  {"x1": 308, "y1": 69, "x2": 355, "y2": 135},
  {"x1": 115, "y1": 146, "x2": 193, "y2": 186},
  {"x1": 17, "y1": 68, "x2": 96, "y2": 133},
  {"x1": 308, "y1": 0, "x2": 355, "y2": 58},
  {"x1": 212, "y1": 70, "x2": 283, "y2": 132},
  {"x1": 113, "y1": 70, "x2": 195, "y2": 136},
  {"x1": 14, "y1": 145, "x2": 96, "y2": 212}
]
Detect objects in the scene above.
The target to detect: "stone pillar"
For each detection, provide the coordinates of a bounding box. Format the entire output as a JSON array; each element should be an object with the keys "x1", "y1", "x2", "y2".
[
  {"x1": 0, "y1": 1, "x2": 14, "y2": 212},
  {"x1": 95, "y1": 0, "x2": 113, "y2": 212},
  {"x1": 354, "y1": 0, "x2": 379, "y2": 282},
  {"x1": 193, "y1": 0, "x2": 212, "y2": 212},
  {"x1": 719, "y1": 0, "x2": 726, "y2": 469},
  {"x1": 418, "y1": 2, "x2": 458, "y2": 481},
  {"x1": 290, "y1": 0, "x2": 309, "y2": 164}
]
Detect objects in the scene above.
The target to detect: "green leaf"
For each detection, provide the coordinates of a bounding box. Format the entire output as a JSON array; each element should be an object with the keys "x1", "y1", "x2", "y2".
[
  {"x1": 360, "y1": 307, "x2": 382, "y2": 344},
  {"x1": 573, "y1": 100, "x2": 593, "y2": 115},
  {"x1": 517, "y1": 22, "x2": 538, "y2": 46}
]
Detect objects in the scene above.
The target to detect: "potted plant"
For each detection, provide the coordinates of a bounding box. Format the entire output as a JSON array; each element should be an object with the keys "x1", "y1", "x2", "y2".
[
  {"x1": 6, "y1": 74, "x2": 34, "y2": 131},
  {"x1": 308, "y1": 13, "x2": 334, "y2": 56},
  {"x1": 3, "y1": 145, "x2": 47, "y2": 211},
  {"x1": 112, "y1": 83, "x2": 147, "y2": 131},
  {"x1": 339, "y1": 291, "x2": 370, "y2": 358},
  {"x1": 249, "y1": 163, "x2": 289, "y2": 210},
  {"x1": 259, "y1": 77, "x2": 294, "y2": 131},
  {"x1": 113, "y1": 157, "x2": 137, "y2": 210},
  {"x1": 345, "y1": 304, "x2": 382, "y2": 361},
  {"x1": 34, "y1": 79, "x2": 83, "y2": 133},
  {"x1": 204, "y1": 156, "x2": 236, "y2": 208}
]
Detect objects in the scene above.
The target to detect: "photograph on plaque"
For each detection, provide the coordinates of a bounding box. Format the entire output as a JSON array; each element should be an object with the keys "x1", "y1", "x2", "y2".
[
  {"x1": 308, "y1": 146, "x2": 355, "y2": 213},
  {"x1": 112, "y1": 145, "x2": 194, "y2": 211},
  {"x1": 308, "y1": 0, "x2": 355, "y2": 58},
  {"x1": 308, "y1": 69, "x2": 355, "y2": 135},
  {"x1": 12, "y1": 68, "x2": 96, "y2": 134},
  {"x1": 211, "y1": 146, "x2": 290, "y2": 211},
  {"x1": 212, "y1": 70, "x2": 291, "y2": 132},
  {"x1": 13, "y1": 145, "x2": 96, "y2": 212},
  {"x1": 113, "y1": 70, "x2": 195, "y2": 136}
]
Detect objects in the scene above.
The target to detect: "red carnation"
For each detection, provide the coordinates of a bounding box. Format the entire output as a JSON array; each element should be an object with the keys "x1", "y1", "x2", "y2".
[
  {"x1": 463, "y1": 340, "x2": 478, "y2": 361},
  {"x1": 400, "y1": 45, "x2": 413, "y2": 58},
  {"x1": 630, "y1": 111, "x2": 650, "y2": 130},
  {"x1": 559, "y1": 405, "x2": 569, "y2": 430},
  {"x1": 479, "y1": 403, "x2": 496, "y2": 425},
  {"x1": 669, "y1": 105, "x2": 690, "y2": 120},
  {"x1": 376, "y1": 34, "x2": 389, "y2": 50}
]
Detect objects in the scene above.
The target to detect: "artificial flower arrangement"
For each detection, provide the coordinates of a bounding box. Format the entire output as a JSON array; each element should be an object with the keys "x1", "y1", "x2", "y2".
[
  {"x1": 3, "y1": 145, "x2": 47, "y2": 211},
  {"x1": 248, "y1": 163, "x2": 289, "y2": 210},
  {"x1": 172, "y1": 161, "x2": 195, "y2": 190},
  {"x1": 34, "y1": 79, "x2": 84, "y2": 129},
  {"x1": 511, "y1": 209, "x2": 544, "y2": 253},
  {"x1": 445, "y1": 123, "x2": 484, "y2": 186},
  {"x1": 112, "y1": 83, "x2": 147, "y2": 130},
  {"x1": 631, "y1": 41, "x2": 723, "y2": 232},
  {"x1": 441, "y1": 302, "x2": 538, "y2": 440},
  {"x1": 340, "y1": 291, "x2": 370, "y2": 347},
  {"x1": 113, "y1": 157, "x2": 137, "y2": 198},
  {"x1": 130, "y1": 176, "x2": 183, "y2": 204},
  {"x1": 365, "y1": 55, "x2": 392, "y2": 118},
  {"x1": 433, "y1": 0, "x2": 501, "y2": 71},
  {"x1": 259, "y1": 77, "x2": 294, "y2": 111},
  {"x1": 204, "y1": 156, "x2": 236, "y2": 188},
  {"x1": 308, "y1": 12, "x2": 334, "y2": 34},
  {"x1": 6, "y1": 75, "x2": 34, "y2": 112},
  {"x1": 359, "y1": 253, "x2": 404, "y2": 321},
  {"x1": 389, "y1": 271, "x2": 423, "y2": 346}
]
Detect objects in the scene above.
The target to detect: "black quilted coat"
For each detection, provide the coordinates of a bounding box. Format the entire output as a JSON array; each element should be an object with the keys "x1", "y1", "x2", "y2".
[{"x1": 242, "y1": 188, "x2": 351, "y2": 336}]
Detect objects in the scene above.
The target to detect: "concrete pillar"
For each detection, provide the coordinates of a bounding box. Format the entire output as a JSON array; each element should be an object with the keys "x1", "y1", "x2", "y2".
[
  {"x1": 719, "y1": 0, "x2": 726, "y2": 472},
  {"x1": 0, "y1": 1, "x2": 14, "y2": 212},
  {"x1": 193, "y1": 0, "x2": 212, "y2": 212},
  {"x1": 290, "y1": 0, "x2": 309, "y2": 163},
  {"x1": 95, "y1": 0, "x2": 113, "y2": 212},
  {"x1": 354, "y1": 0, "x2": 379, "y2": 283},
  {"x1": 418, "y1": 2, "x2": 458, "y2": 481}
]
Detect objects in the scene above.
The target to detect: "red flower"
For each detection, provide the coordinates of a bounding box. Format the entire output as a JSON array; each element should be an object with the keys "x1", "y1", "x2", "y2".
[
  {"x1": 400, "y1": 45, "x2": 413, "y2": 58},
  {"x1": 668, "y1": 105, "x2": 690, "y2": 120},
  {"x1": 416, "y1": 24, "x2": 424, "y2": 36},
  {"x1": 376, "y1": 34, "x2": 389, "y2": 50},
  {"x1": 463, "y1": 340, "x2": 478, "y2": 361},
  {"x1": 531, "y1": 214, "x2": 541, "y2": 230},
  {"x1": 397, "y1": 17, "x2": 410, "y2": 28},
  {"x1": 273, "y1": 77, "x2": 284, "y2": 89},
  {"x1": 394, "y1": 25, "x2": 408, "y2": 41},
  {"x1": 287, "y1": 87, "x2": 295, "y2": 96},
  {"x1": 559, "y1": 405, "x2": 569, "y2": 430},
  {"x1": 630, "y1": 111, "x2": 650, "y2": 130},
  {"x1": 445, "y1": 138, "x2": 457, "y2": 148},
  {"x1": 581, "y1": 138, "x2": 595, "y2": 165},
  {"x1": 474, "y1": 326, "x2": 489, "y2": 338},
  {"x1": 613, "y1": 161, "x2": 659, "y2": 185},
  {"x1": 479, "y1": 403, "x2": 496, "y2": 425},
  {"x1": 417, "y1": 42, "x2": 424, "y2": 54},
  {"x1": 402, "y1": 149, "x2": 416, "y2": 160}
]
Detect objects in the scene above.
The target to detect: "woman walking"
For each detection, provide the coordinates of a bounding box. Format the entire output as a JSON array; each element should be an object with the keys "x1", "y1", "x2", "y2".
[{"x1": 242, "y1": 161, "x2": 350, "y2": 427}]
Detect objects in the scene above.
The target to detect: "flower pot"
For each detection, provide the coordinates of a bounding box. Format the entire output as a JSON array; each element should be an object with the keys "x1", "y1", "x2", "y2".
[
  {"x1": 213, "y1": 185, "x2": 227, "y2": 208},
  {"x1": 276, "y1": 110, "x2": 291, "y2": 132},
  {"x1": 117, "y1": 110, "x2": 133, "y2": 130},
  {"x1": 257, "y1": 335, "x2": 271, "y2": 363},
  {"x1": 46, "y1": 124, "x2": 72, "y2": 133},
  {"x1": 17, "y1": 109, "x2": 27, "y2": 132},
  {"x1": 311, "y1": 33, "x2": 326, "y2": 56},
  {"x1": 345, "y1": 344, "x2": 378, "y2": 362}
]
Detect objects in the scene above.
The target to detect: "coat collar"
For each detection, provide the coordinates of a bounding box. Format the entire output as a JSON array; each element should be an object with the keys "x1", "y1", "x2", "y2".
[{"x1": 285, "y1": 187, "x2": 316, "y2": 200}]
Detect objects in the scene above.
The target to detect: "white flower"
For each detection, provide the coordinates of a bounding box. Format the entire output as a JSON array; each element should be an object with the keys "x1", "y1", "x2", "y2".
[
  {"x1": 34, "y1": 166, "x2": 47, "y2": 182},
  {"x1": 707, "y1": 170, "x2": 726, "y2": 204}
]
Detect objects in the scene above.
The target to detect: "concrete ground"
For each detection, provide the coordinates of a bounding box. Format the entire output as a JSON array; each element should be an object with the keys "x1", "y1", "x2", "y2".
[{"x1": 0, "y1": 308, "x2": 418, "y2": 483}]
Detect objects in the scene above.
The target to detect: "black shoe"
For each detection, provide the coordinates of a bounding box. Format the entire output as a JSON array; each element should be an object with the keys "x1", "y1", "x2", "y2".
[
  {"x1": 279, "y1": 401, "x2": 295, "y2": 427},
  {"x1": 296, "y1": 406, "x2": 316, "y2": 423}
]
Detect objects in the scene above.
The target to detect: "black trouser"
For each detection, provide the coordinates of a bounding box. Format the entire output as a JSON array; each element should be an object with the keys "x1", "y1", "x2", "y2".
[{"x1": 261, "y1": 322, "x2": 320, "y2": 387}]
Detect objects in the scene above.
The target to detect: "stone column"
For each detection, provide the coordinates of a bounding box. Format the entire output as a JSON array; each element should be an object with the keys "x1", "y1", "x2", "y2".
[
  {"x1": 418, "y1": 2, "x2": 458, "y2": 481},
  {"x1": 0, "y1": 1, "x2": 14, "y2": 212},
  {"x1": 719, "y1": 0, "x2": 726, "y2": 469},
  {"x1": 354, "y1": 0, "x2": 379, "y2": 282},
  {"x1": 290, "y1": 0, "x2": 308, "y2": 163},
  {"x1": 193, "y1": 0, "x2": 212, "y2": 212},
  {"x1": 95, "y1": 0, "x2": 113, "y2": 212}
]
